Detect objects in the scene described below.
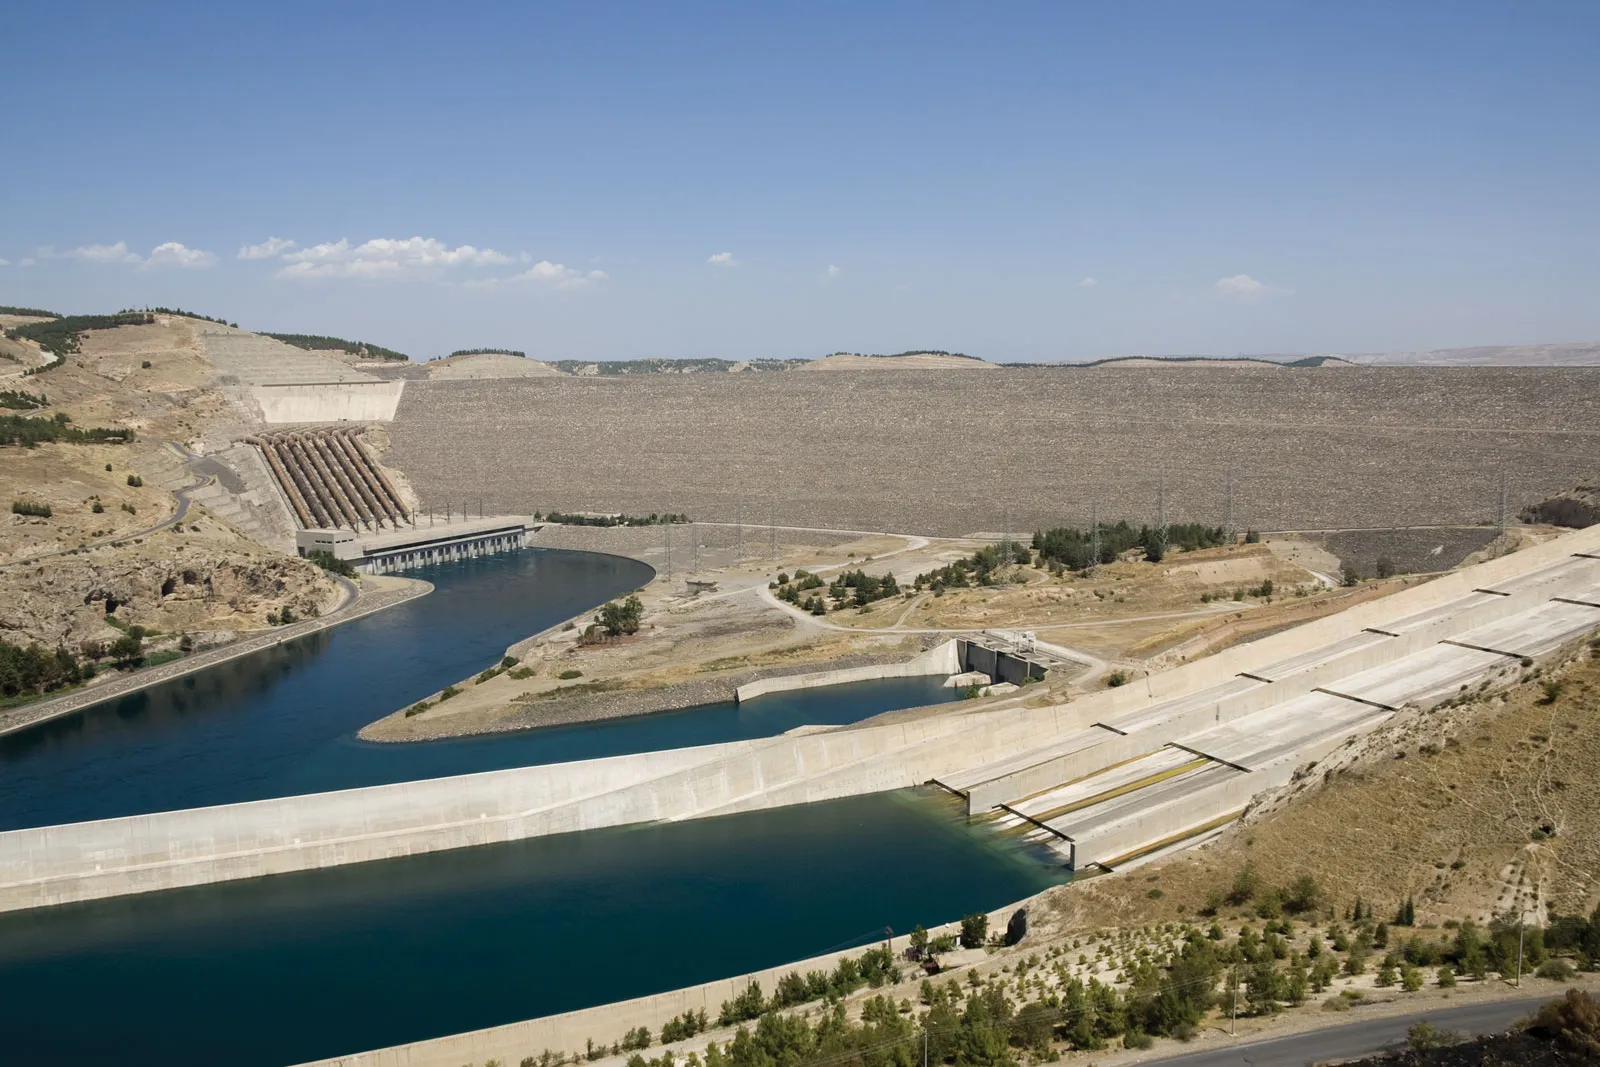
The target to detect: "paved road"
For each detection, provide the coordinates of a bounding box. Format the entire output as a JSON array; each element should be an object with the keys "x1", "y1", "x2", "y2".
[
  {"x1": 1, "y1": 441, "x2": 209, "y2": 569},
  {"x1": 1144, "y1": 996, "x2": 1548, "y2": 1067}
]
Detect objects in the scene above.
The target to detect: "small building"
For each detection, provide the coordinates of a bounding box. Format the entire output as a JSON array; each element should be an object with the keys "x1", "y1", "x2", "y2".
[
  {"x1": 295, "y1": 528, "x2": 360, "y2": 561},
  {"x1": 686, "y1": 579, "x2": 718, "y2": 596}
]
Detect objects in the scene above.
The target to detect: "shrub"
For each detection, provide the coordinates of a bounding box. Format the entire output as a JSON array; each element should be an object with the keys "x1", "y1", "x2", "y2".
[
  {"x1": 1537, "y1": 958, "x2": 1576, "y2": 982},
  {"x1": 11, "y1": 499, "x2": 51, "y2": 517},
  {"x1": 960, "y1": 912, "x2": 989, "y2": 948},
  {"x1": 91, "y1": 500, "x2": 103, "y2": 513},
  {"x1": 558, "y1": 668, "x2": 583, "y2": 680},
  {"x1": 126, "y1": 474, "x2": 143, "y2": 487},
  {"x1": 438, "y1": 685, "x2": 460, "y2": 700},
  {"x1": 501, "y1": 655, "x2": 520, "y2": 669},
  {"x1": 140, "y1": 360, "x2": 152, "y2": 369},
  {"x1": 1105, "y1": 669, "x2": 1128, "y2": 688},
  {"x1": 1529, "y1": 989, "x2": 1600, "y2": 1057},
  {"x1": 1407, "y1": 1022, "x2": 1462, "y2": 1051}
]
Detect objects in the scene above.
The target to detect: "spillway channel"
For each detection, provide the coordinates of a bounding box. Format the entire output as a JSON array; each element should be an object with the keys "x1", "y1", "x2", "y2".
[{"x1": 0, "y1": 549, "x2": 1064, "y2": 1066}]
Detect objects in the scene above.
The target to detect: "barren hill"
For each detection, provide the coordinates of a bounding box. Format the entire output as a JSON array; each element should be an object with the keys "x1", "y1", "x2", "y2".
[
  {"x1": 804, "y1": 351, "x2": 993, "y2": 371},
  {"x1": 1347, "y1": 342, "x2": 1600, "y2": 367},
  {"x1": 424, "y1": 352, "x2": 564, "y2": 380}
]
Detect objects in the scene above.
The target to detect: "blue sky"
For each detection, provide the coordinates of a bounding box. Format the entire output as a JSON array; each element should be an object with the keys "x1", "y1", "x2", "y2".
[{"x1": 4, "y1": 2, "x2": 1597, "y2": 361}]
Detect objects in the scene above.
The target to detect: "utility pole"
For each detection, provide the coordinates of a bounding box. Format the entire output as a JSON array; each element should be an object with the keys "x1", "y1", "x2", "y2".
[
  {"x1": 735, "y1": 499, "x2": 743, "y2": 563},
  {"x1": 692, "y1": 522, "x2": 699, "y2": 574},
  {"x1": 1498, "y1": 472, "x2": 1509, "y2": 535},
  {"x1": 664, "y1": 516, "x2": 673, "y2": 578},
  {"x1": 1230, "y1": 964, "x2": 1238, "y2": 1036},
  {"x1": 1224, "y1": 467, "x2": 1235, "y2": 541},
  {"x1": 1516, "y1": 916, "x2": 1525, "y2": 988}
]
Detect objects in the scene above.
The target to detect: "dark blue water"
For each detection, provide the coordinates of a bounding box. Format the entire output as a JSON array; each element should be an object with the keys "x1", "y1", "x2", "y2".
[
  {"x1": 0, "y1": 548, "x2": 1056, "y2": 1067},
  {"x1": 0, "y1": 549, "x2": 955, "y2": 831},
  {"x1": 0, "y1": 790, "x2": 1059, "y2": 1067}
]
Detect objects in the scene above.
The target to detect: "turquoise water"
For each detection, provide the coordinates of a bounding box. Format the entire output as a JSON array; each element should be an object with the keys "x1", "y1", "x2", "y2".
[
  {"x1": 0, "y1": 549, "x2": 954, "y2": 831},
  {"x1": 0, "y1": 549, "x2": 1063, "y2": 1066}
]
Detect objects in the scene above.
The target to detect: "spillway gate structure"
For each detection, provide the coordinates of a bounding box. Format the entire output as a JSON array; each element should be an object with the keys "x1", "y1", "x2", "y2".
[{"x1": 246, "y1": 427, "x2": 412, "y2": 533}]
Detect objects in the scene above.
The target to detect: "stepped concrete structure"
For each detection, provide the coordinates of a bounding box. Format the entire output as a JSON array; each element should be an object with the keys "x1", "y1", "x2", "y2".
[
  {"x1": 197, "y1": 323, "x2": 406, "y2": 424},
  {"x1": 2, "y1": 524, "x2": 1596, "y2": 914}
]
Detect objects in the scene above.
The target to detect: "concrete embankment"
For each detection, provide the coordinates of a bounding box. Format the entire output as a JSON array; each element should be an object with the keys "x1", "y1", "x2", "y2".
[
  {"x1": 294, "y1": 898, "x2": 1032, "y2": 1067},
  {"x1": 361, "y1": 650, "x2": 919, "y2": 742},
  {"x1": 3, "y1": 525, "x2": 1597, "y2": 913},
  {"x1": 735, "y1": 641, "x2": 961, "y2": 701},
  {"x1": 0, "y1": 576, "x2": 432, "y2": 739}
]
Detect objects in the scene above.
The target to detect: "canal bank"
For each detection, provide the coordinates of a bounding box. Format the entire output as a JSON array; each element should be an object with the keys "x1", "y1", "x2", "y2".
[{"x1": 0, "y1": 790, "x2": 1064, "y2": 1067}]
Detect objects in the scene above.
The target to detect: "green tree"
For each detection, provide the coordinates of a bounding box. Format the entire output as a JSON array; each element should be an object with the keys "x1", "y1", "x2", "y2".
[
  {"x1": 598, "y1": 595, "x2": 645, "y2": 637},
  {"x1": 960, "y1": 912, "x2": 989, "y2": 948}
]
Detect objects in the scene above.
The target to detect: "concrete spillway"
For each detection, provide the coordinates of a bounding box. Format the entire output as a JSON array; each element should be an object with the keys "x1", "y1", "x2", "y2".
[
  {"x1": 247, "y1": 427, "x2": 411, "y2": 532},
  {"x1": 2, "y1": 525, "x2": 1598, "y2": 913}
]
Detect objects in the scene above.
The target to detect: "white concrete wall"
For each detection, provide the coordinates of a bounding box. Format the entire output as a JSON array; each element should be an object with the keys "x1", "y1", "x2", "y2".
[
  {"x1": 4, "y1": 525, "x2": 1598, "y2": 914},
  {"x1": 253, "y1": 381, "x2": 406, "y2": 423},
  {"x1": 735, "y1": 640, "x2": 961, "y2": 701}
]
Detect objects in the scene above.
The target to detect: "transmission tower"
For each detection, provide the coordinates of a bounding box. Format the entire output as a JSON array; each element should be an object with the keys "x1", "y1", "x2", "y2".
[
  {"x1": 1157, "y1": 472, "x2": 1167, "y2": 532},
  {"x1": 735, "y1": 499, "x2": 743, "y2": 562},
  {"x1": 664, "y1": 515, "x2": 673, "y2": 578},
  {"x1": 1498, "y1": 472, "x2": 1509, "y2": 534},
  {"x1": 769, "y1": 502, "x2": 776, "y2": 561}
]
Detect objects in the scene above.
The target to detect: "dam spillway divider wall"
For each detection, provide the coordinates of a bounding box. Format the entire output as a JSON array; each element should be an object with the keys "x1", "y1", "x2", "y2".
[{"x1": 1, "y1": 524, "x2": 1598, "y2": 915}]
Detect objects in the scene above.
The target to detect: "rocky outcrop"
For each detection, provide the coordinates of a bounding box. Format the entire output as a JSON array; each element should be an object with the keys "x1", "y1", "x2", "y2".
[{"x1": 0, "y1": 544, "x2": 341, "y2": 650}]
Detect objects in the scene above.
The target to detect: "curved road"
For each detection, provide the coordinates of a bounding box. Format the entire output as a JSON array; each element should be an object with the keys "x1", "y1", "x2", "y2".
[{"x1": 2, "y1": 441, "x2": 211, "y2": 569}]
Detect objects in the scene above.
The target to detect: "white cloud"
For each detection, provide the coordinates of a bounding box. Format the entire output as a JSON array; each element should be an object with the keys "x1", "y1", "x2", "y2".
[
  {"x1": 237, "y1": 236, "x2": 296, "y2": 260},
  {"x1": 1213, "y1": 273, "x2": 1290, "y2": 303},
  {"x1": 824, "y1": 264, "x2": 841, "y2": 281},
  {"x1": 74, "y1": 241, "x2": 143, "y2": 265},
  {"x1": 707, "y1": 251, "x2": 738, "y2": 267},
  {"x1": 278, "y1": 236, "x2": 515, "y2": 280},
  {"x1": 509, "y1": 261, "x2": 609, "y2": 288},
  {"x1": 144, "y1": 242, "x2": 217, "y2": 270},
  {"x1": 18, "y1": 257, "x2": 34, "y2": 267},
  {"x1": 1077, "y1": 277, "x2": 1098, "y2": 288},
  {"x1": 0, "y1": 258, "x2": 9, "y2": 267}
]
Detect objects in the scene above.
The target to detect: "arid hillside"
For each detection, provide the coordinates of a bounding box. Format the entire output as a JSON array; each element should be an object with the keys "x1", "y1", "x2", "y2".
[{"x1": 1, "y1": 315, "x2": 340, "y2": 661}]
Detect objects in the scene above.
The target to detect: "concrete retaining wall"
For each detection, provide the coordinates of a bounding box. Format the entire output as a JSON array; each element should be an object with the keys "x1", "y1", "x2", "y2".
[
  {"x1": 735, "y1": 640, "x2": 960, "y2": 701},
  {"x1": 4, "y1": 526, "x2": 1598, "y2": 914},
  {"x1": 253, "y1": 381, "x2": 406, "y2": 423}
]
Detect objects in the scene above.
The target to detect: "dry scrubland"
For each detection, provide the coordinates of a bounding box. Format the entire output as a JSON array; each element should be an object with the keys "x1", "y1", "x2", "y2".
[
  {"x1": 383, "y1": 367, "x2": 1600, "y2": 536},
  {"x1": 1, "y1": 317, "x2": 340, "y2": 651},
  {"x1": 1047, "y1": 632, "x2": 1600, "y2": 932}
]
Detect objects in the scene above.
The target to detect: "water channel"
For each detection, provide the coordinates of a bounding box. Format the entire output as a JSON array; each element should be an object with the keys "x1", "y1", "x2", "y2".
[{"x1": 0, "y1": 549, "x2": 1067, "y2": 1066}]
